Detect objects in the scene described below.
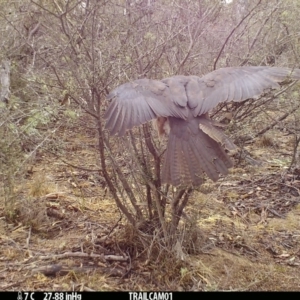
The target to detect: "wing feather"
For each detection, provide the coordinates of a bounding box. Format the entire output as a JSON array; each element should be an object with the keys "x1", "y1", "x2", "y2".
[
  {"x1": 194, "y1": 66, "x2": 300, "y2": 115},
  {"x1": 104, "y1": 78, "x2": 189, "y2": 135}
]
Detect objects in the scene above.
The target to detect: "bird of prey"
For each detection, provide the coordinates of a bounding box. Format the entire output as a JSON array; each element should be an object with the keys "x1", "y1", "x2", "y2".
[{"x1": 104, "y1": 66, "x2": 300, "y2": 186}]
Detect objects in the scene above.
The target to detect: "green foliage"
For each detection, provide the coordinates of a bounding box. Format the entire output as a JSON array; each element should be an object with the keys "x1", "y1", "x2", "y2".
[
  {"x1": 64, "y1": 109, "x2": 79, "y2": 120},
  {"x1": 20, "y1": 108, "x2": 52, "y2": 135}
]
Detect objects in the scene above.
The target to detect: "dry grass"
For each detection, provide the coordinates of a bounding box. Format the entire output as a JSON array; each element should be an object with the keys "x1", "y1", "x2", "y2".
[{"x1": 1, "y1": 114, "x2": 300, "y2": 291}]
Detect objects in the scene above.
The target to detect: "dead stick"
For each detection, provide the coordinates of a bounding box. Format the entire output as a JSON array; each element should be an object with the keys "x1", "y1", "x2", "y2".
[{"x1": 245, "y1": 104, "x2": 300, "y2": 141}]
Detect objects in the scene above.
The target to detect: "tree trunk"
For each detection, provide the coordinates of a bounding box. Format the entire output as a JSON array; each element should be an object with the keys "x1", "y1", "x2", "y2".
[{"x1": 0, "y1": 60, "x2": 10, "y2": 103}]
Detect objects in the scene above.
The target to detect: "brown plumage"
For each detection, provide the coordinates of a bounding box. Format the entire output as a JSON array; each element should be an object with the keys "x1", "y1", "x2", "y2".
[{"x1": 104, "y1": 66, "x2": 300, "y2": 186}]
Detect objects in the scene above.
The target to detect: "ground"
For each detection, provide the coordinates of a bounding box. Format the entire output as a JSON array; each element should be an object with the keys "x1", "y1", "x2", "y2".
[{"x1": 1, "y1": 114, "x2": 300, "y2": 291}]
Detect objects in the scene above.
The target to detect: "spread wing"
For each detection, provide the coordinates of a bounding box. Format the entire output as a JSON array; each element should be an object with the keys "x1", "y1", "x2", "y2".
[
  {"x1": 191, "y1": 66, "x2": 300, "y2": 116},
  {"x1": 104, "y1": 67, "x2": 300, "y2": 135},
  {"x1": 104, "y1": 78, "x2": 189, "y2": 136}
]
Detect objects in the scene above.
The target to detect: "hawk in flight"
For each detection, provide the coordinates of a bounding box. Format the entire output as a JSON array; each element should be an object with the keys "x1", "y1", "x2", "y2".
[{"x1": 104, "y1": 67, "x2": 300, "y2": 186}]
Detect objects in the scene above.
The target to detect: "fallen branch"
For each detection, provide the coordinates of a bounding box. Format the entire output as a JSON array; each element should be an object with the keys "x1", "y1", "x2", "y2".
[
  {"x1": 39, "y1": 251, "x2": 128, "y2": 262},
  {"x1": 32, "y1": 264, "x2": 124, "y2": 277}
]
